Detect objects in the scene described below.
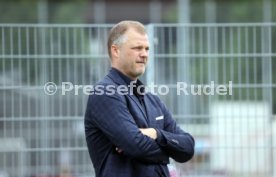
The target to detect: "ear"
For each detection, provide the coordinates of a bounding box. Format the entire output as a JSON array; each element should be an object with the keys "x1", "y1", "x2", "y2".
[{"x1": 111, "y1": 45, "x2": 120, "y2": 59}]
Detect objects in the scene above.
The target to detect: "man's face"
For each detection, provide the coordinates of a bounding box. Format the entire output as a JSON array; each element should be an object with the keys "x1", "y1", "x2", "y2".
[{"x1": 114, "y1": 29, "x2": 149, "y2": 80}]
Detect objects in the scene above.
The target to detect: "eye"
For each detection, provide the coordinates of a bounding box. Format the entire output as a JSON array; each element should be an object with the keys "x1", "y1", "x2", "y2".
[
  {"x1": 132, "y1": 46, "x2": 149, "y2": 51},
  {"x1": 132, "y1": 46, "x2": 143, "y2": 50}
]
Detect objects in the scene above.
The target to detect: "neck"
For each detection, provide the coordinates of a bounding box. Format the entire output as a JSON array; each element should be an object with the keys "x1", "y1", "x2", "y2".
[{"x1": 111, "y1": 66, "x2": 137, "y2": 81}]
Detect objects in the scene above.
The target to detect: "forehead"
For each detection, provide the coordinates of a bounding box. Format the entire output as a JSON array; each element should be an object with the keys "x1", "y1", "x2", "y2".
[{"x1": 124, "y1": 29, "x2": 149, "y2": 45}]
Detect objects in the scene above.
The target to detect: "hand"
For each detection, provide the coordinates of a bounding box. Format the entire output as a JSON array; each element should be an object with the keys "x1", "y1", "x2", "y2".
[
  {"x1": 139, "y1": 128, "x2": 157, "y2": 140},
  {"x1": 115, "y1": 128, "x2": 157, "y2": 154}
]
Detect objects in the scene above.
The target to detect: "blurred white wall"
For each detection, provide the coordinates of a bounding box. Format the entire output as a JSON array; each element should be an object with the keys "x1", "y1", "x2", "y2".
[{"x1": 210, "y1": 102, "x2": 271, "y2": 176}]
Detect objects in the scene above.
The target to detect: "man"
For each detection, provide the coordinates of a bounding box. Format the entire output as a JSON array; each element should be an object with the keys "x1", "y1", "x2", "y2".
[{"x1": 85, "y1": 20, "x2": 194, "y2": 177}]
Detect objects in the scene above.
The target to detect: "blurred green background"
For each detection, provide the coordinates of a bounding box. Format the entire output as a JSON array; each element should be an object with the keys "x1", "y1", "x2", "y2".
[{"x1": 0, "y1": 0, "x2": 275, "y2": 24}]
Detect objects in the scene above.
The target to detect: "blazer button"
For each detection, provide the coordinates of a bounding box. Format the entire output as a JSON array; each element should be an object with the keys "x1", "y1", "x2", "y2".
[{"x1": 171, "y1": 139, "x2": 179, "y2": 144}]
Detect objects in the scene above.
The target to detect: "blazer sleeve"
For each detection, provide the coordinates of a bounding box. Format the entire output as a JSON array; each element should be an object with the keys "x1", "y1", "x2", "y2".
[
  {"x1": 154, "y1": 97, "x2": 195, "y2": 163},
  {"x1": 85, "y1": 88, "x2": 169, "y2": 164}
]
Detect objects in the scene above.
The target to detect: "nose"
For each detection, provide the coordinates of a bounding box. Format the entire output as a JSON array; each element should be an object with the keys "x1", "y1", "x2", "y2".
[{"x1": 140, "y1": 48, "x2": 149, "y2": 58}]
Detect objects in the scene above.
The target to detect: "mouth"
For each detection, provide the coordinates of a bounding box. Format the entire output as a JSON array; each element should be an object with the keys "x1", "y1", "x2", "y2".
[{"x1": 136, "y1": 61, "x2": 146, "y2": 65}]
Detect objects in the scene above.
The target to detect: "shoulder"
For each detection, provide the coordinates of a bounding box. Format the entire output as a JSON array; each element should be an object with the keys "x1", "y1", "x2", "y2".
[
  {"x1": 87, "y1": 76, "x2": 126, "y2": 104},
  {"x1": 96, "y1": 75, "x2": 114, "y2": 86}
]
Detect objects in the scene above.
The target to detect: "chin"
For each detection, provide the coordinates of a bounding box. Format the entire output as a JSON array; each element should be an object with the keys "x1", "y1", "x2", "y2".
[
  {"x1": 132, "y1": 72, "x2": 143, "y2": 78},
  {"x1": 137, "y1": 69, "x2": 145, "y2": 76}
]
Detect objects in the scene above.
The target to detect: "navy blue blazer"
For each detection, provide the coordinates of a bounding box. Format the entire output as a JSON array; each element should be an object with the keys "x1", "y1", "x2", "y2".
[{"x1": 85, "y1": 69, "x2": 195, "y2": 177}]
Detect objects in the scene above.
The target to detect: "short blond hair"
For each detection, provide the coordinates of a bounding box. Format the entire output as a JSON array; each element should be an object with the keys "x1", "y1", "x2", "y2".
[{"x1": 107, "y1": 20, "x2": 146, "y2": 58}]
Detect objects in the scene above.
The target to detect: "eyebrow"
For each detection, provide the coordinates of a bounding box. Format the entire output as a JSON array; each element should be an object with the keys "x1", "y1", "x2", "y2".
[{"x1": 131, "y1": 45, "x2": 149, "y2": 50}]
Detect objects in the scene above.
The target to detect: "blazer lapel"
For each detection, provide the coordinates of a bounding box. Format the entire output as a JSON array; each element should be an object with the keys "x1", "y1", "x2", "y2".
[
  {"x1": 126, "y1": 94, "x2": 148, "y2": 122},
  {"x1": 107, "y1": 69, "x2": 149, "y2": 124},
  {"x1": 142, "y1": 95, "x2": 154, "y2": 126}
]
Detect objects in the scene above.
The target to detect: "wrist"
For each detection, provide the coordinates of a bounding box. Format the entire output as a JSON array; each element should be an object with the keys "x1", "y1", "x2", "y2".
[{"x1": 150, "y1": 128, "x2": 157, "y2": 140}]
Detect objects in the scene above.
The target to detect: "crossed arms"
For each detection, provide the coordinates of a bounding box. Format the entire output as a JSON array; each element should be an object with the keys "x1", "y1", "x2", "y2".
[{"x1": 86, "y1": 91, "x2": 195, "y2": 164}]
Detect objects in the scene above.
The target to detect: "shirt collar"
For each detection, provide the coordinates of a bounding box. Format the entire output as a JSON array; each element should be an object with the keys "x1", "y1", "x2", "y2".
[{"x1": 111, "y1": 67, "x2": 133, "y2": 86}]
